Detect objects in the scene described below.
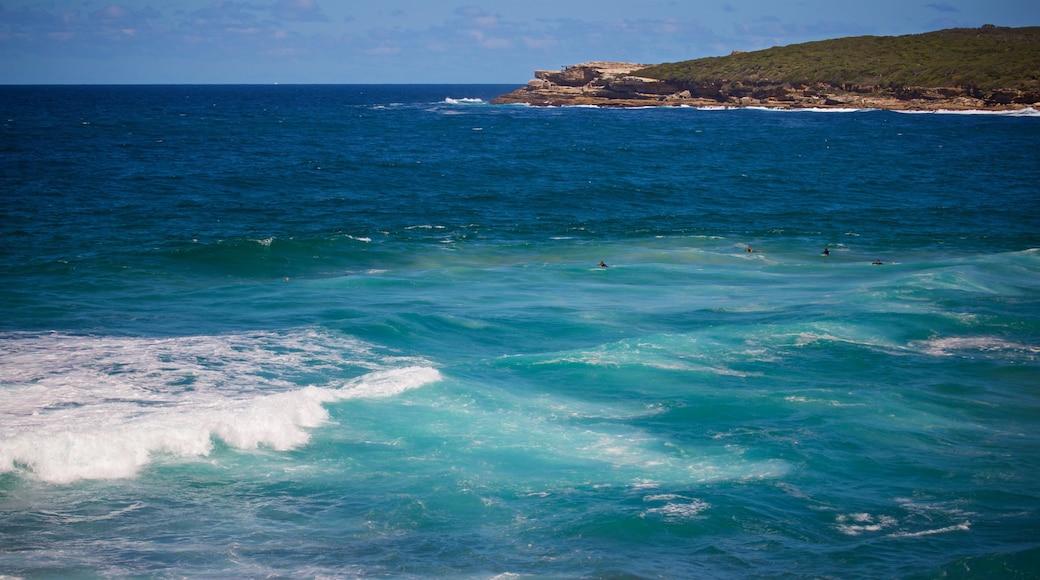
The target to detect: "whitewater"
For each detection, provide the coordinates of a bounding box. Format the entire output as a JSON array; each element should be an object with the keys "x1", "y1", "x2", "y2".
[{"x1": 1, "y1": 85, "x2": 1039, "y2": 578}]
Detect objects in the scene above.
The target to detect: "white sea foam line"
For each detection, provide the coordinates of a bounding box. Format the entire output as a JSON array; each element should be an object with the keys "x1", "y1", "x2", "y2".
[
  {"x1": 895, "y1": 107, "x2": 1039, "y2": 117},
  {"x1": 443, "y1": 97, "x2": 484, "y2": 104},
  {"x1": 911, "y1": 336, "x2": 1040, "y2": 357},
  {"x1": 0, "y1": 331, "x2": 441, "y2": 483},
  {"x1": 786, "y1": 329, "x2": 900, "y2": 352},
  {"x1": 743, "y1": 106, "x2": 866, "y2": 113},
  {"x1": 886, "y1": 521, "x2": 971, "y2": 538},
  {"x1": 643, "y1": 493, "x2": 688, "y2": 502},
  {"x1": 783, "y1": 395, "x2": 863, "y2": 407},
  {"x1": 895, "y1": 497, "x2": 974, "y2": 518},
  {"x1": 837, "y1": 512, "x2": 971, "y2": 539},
  {"x1": 641, "y1": 499, "x2": 711, "y2": 521},
  {"x1": 835, "y1": 513, "x2": 898, "y2": 536}
]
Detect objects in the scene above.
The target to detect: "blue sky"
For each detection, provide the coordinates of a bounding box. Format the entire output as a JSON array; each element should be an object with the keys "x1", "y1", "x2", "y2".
[{"x1": 1, "y1": 1, "x2": 1037, "y2": 84}]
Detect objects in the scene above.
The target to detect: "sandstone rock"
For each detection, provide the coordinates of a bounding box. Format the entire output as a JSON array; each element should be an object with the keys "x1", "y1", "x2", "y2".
[{"x1": 492, "y1": 62, "x2": 1036, "y2": 111}]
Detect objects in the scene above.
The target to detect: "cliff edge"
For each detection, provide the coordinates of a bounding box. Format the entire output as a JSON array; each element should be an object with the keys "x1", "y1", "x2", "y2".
[{"x1": 492, "y1": 27, "x2": 1040, "y2": 110}]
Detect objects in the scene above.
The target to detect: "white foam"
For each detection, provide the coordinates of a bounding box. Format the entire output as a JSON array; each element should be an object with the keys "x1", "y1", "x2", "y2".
[
  {"x1": 887, "y1": 521, "x2": 971, "y2": 538},
  {"x1": 744, "y1": 106, "x2": 867, "y2": 113},
  {"x1": 0, "y1": 331, "x2": 441, "y2": 484},
  {"x1": 444, "y1": 97, "x2": 485, "y2": 105},
  {"x1": 837, "y1": 506, "x2": 974, "y2": 540},
  {"x1": 783, "y1": 395, "x2": 863, "y2": 407},
  {"x1": 642, "y1": 499, "x2": 711, "y2": 521},
  {"x1": 912, "y1": 336, "x2": 1040, "y2": 359},
  {"x1": 728, "y1": 105, "x2": 1040, "y2": 117},
  {"x1": 643, "y1": 493, "x2": 685, "y2": 502},
  {"x1": 836, "y1": 513, "x2": 898, "y2": 536},
  {"x1": 895, "y1": 107, "x2": 1040, "y2": 117}
]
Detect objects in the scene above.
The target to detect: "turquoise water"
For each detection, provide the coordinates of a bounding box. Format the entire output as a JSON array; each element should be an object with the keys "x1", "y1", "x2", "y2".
[{"x1": 2, "y1": 85, "x2": 1040, "y2": 578}]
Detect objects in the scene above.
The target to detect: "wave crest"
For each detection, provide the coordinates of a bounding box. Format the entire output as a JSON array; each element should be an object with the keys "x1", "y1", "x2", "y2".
[{"x1": 0, "y1": 331, "x2": 441, "y2": 484}]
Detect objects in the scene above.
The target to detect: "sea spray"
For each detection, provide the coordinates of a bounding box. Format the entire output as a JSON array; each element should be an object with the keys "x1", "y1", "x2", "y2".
[{"x1": 0, "y1": 331, "x2": 441, "y2": 483}]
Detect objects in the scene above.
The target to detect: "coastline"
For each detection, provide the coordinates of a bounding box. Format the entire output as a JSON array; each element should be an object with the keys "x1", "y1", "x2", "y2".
[{"x1": 491, "y1": 61, "x2": 1039, "y2": 112}]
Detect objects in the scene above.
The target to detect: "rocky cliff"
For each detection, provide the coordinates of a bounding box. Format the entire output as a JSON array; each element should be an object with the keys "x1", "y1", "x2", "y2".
[
  {"x1": 494, "y1": 24, "x2": 1040, "y2": 111},
  {"x1": 492, "y1": 61, "x2": 1038, "y2": 110}
]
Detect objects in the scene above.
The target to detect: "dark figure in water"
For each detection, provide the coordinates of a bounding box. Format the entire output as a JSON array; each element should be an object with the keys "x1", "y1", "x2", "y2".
[
  {"x1": 599, "y1": 261, "x2": 608, "y2": 268},
  {"x1": 823, "y1": 247, "x2": 830, "y2": 256}
]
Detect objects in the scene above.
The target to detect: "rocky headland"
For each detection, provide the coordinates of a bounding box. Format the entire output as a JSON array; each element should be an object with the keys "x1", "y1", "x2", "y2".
[{"x1": 493, "y1": 27, "x2": 1040, "y2": 111}]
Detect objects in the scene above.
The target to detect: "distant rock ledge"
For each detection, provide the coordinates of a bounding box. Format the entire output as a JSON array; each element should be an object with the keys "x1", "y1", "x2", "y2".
[{"x1": 492, "y1": 61, "x2": 1038, "y2": 111}]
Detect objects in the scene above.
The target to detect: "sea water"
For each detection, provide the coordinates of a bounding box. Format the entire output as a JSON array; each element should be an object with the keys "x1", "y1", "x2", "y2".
[{"x1": 1, "y1": 85, "x2": 1039, "y2": 578}]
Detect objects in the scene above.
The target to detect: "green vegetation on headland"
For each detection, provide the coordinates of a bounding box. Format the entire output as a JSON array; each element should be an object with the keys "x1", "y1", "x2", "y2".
[
  {"x1": 637, "y1": 25, "x2": 1040, "y2": 92},
  {"x1": 493, "y1": 26, "x2": 1040, "y2": 109}
]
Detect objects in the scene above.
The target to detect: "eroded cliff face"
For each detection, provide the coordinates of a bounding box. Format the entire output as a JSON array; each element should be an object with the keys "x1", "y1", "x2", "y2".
[
  {"x1": 491, "y1": 62, "x2": 1040, "y2": 110},
  {"x1": 492, "y1": 62, "x2": 685, "y2": 107}
]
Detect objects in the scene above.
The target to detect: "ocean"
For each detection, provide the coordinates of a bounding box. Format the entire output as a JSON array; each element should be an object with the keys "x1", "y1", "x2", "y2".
[{"x1": 1, "y1": 84, "x2": 1039, "y2": 579}]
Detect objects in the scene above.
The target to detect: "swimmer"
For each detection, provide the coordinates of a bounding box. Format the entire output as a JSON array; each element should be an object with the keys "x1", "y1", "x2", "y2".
[
  {"x1": 872, "y1": 259, "x2": 883, "y2": 265},
  {"x1": 822, "y1": 247, "x2": 830, "y2": 256},
  {"x1": 599, "y1": 261, "x2": 608, "y2": 268},
  {"x1": 746, "y1": 247, "x2": 754, "y2": 253}
]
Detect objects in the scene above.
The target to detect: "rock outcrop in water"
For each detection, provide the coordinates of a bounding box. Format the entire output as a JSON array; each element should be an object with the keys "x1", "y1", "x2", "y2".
[{"x1": 492, "y1": 27, "x2": 1040, "y2": 110}]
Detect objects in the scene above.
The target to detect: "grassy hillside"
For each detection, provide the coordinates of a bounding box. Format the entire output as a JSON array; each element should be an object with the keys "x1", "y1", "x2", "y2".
[{"x1": 635, "y1": 26, "x2": 1040, "y2": 91}]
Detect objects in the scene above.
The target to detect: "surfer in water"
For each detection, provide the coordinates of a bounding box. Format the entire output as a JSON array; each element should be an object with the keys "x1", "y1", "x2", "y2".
[
  {"x1": 599, "y1": 261, "x2": 608, "y2": 268},
  {"x1": 822, "y1": 247, "x2": 830, "y2": 256}
]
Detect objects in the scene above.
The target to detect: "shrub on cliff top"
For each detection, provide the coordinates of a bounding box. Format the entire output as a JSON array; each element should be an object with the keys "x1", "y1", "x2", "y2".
[{"x1": 635, "y1": 26, "x2": 1040, "y2": 91}]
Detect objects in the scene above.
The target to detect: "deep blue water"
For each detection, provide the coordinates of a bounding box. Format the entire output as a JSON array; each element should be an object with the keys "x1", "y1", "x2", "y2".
[{"x1": 2, "y1": 85, "x2": 1040, "y2": 578}]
